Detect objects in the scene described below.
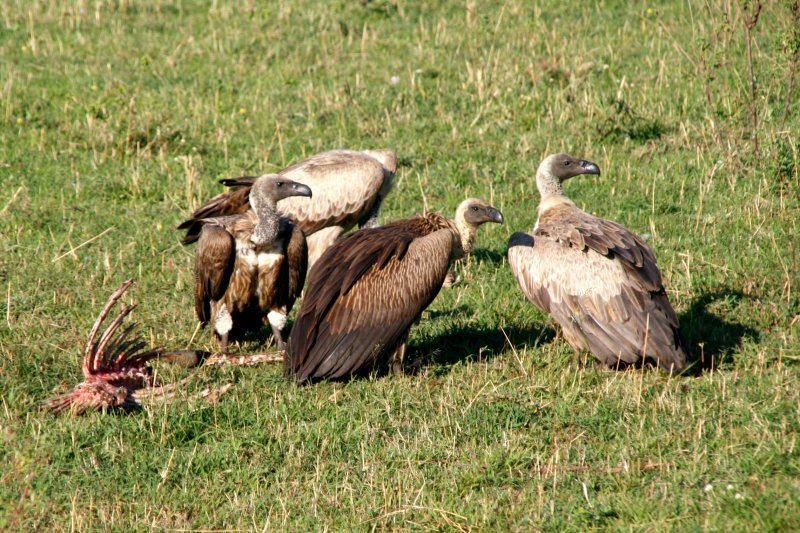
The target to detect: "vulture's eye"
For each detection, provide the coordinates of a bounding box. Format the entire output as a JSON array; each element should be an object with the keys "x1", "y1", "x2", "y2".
[
  {"x1": 563, "y1": 160, "x2": 571, "y2": 166},
  {"x1": 276, "y1": 182, "x2": 284, "y2": 187},
  {"x1": 471, "y1": 206, "x2": 479, "y2": 212}
]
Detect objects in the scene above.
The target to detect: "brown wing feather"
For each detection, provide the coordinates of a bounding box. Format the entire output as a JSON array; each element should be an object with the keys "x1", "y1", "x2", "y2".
[
  {"x1": 179, "y1": 150, "x2": 395, "y2": 244},
  {"x1": 286, "y1": 222, "x2": 308, "y2": 306},
  {"x1": 536, "y1": 203, "x2": 662, "y2": 292},
  {"x1": 286, "y1": 218, "x2": 453, "y2": 382},
  {"x1": 509, "y1": 205, "x2": 688, "y2": 372},
  {"x1": 179, "y1": 179, "x2": 255, "y2": 244},
  {"x1": 194, "y1": 224, "x2": 235, "y2": 324}
]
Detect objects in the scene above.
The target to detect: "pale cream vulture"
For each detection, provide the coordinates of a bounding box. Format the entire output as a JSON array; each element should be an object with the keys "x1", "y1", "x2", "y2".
[
  {"x1": 507, "y1": 153, "x2": 689, "y2": 373},
  {"x1": 179, "y1": 149, "x2": 397, "y2": 266},
  {"x1": 194, "y1": 174, "x2": 311, "y2": 352},
  {"x1": 285, "y1": 199, "x2": 504, "y2": 382}
]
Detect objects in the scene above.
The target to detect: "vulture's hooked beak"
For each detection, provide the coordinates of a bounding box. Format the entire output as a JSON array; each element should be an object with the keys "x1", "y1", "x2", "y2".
[
  {"x1": 488, "y1": 207, "x2": 504, "y2": 224},
  {"x1": 284, "y1": 180, "x2": 313, "y2": 199},
  {"x1": 579, "y1": 160, "x2": 601, "y2": 176}
]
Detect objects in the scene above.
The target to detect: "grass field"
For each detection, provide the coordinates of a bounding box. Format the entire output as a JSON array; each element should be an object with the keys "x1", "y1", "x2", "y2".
[{"x1": 1, "y1": 0, "x2": 799, "y2": 530}]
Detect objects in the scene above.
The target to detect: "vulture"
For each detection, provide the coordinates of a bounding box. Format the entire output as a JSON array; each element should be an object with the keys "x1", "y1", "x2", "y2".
[
  {"x1": 194, "y1": 174, "x2": 311, "y2": 353},
  {"x1": 507, "y1": 153, "x2": 689, "y2": 373},
  {"x1": 179, "y1": 149, "x2": 397, "y2": 266},
  {"x1": 285, "y1": 198, "x2": 504, "y2": 383}
]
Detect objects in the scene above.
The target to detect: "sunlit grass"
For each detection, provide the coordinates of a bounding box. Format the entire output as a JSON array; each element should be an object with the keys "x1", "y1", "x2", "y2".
[{"x1": 1, "y1": 0, "x2": 798, "y2": 530}]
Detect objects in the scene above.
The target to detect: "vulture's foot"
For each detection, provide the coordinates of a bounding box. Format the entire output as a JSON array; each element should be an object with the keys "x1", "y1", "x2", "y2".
[
  {"x1": 404, "y1": 351, "x2": 426, "y2": 377},
  {"x1": 272, "y1": 336, "x2": 287, "y2": 353},
  {"x1": 390, "y1": 342, "x2": 408, "y2": 377},
  {"x1": 218, "y1": 332, "x2": 230, "y2": 355},
  {"x1": 391, "y1": 360, "x2": 404, "y2": 377},
  {"x1": 442, "y1": 270, "x2": 460, "y2": 288}
]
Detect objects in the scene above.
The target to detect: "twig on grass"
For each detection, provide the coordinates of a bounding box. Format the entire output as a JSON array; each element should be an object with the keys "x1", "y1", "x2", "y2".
[{"x1": 52, "y1": 226, "x2": 115, "y2": 263}]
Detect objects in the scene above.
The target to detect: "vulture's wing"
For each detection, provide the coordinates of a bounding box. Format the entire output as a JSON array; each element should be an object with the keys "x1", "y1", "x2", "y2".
[
  {"x1": 178, "y1": 177, "x2": 255, "y2": 244},
  {"x1": 179, "y1": 150, "x2": 394, "y2": 244},
  {"x1": 510, "y1": 206, "x2": 688, "y2": 371},
  {"x1": 535, "y1": 203, "x2": 663, "y2": 292},
  {"x1": 285, "y1": 223, "x2": 308, "y2": 306},
  {"x1": 509, "y1": 231, "x2": 641, "y2": 324},
  {"x1": 194, "y1": 224, "x2": 235, "y2": 324},
  {"x1": 287, "y1": 224, "x2": 453, "y2": 381},
  {"x1": 277, "y1": 151, "x2": 387, "y2": 235}
]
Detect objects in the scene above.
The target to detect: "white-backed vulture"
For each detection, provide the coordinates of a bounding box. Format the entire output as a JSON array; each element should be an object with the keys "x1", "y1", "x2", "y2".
[
  {"x1": 194, "y1": 174, "x2": 311, "y2": 352},
  {"x1": 285, "y1": 198, "x2": 504, "y2": 383},
  {"x1": 179, "y1": 149, "x2": 397, "y2": 266},
  {"x1": 507, "y1": 153, "x2": 689, "y2": 373}
]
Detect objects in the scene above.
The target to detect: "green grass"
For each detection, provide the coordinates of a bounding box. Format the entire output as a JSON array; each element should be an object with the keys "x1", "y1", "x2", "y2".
[{"x1": 1, "y1": 0, "x2": 799, "y2": 530}]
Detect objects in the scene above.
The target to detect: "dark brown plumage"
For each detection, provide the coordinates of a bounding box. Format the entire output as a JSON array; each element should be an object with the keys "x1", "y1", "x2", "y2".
[
  {"x1": 285, "y1": 198, "x2": 503, "y2": 383},
  {"x1": 507, "y1": 153, "x2": 689, "y2": 373},
  {"x1": 194, "y1": 174, "x2": 311, "y2": 352},
  {"x1": 179, "y1": 149, "x2": 397, "y2": 266}
]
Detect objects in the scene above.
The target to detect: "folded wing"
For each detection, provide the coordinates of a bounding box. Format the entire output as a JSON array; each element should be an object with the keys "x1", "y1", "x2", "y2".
[
  {"x1": 508, "y1": 205, "x2": 687, "y2": 372},
  {"x1": 286, "y1": 223, "x2": 453, "y2": 381}
]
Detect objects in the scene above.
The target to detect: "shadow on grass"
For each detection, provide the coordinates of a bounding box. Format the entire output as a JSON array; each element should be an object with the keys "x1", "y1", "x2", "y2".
[
  {"x1": 285, "y1": 288, "x2": 758, "y2": 380},
  {"x1": 412, "y1": 322, "x2": 556, "y2": 375},
  {"x1": 679, "y1": 290, "x2": 760, "y2": 372},
  {"x1": 418, "y1": 290, "x2": 760, "y2": 377},
  {"x1": 469, "y1": 248, "x2": 505, "y2": 265}
]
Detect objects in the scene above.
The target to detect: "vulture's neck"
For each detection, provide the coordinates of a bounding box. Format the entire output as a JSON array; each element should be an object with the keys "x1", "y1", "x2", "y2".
[
  {"x1": 534, "y1": 169, "x2": 572, "y2": 230},
  {"x1": 536, "y1": 168, "x2": 564, "y2": 198},
  {"x1": 453, "y1": 216, "x2": 477, "y2": 260},
  {"x1": 251, "y1": 199, "x2": 281, "y2": 245}
]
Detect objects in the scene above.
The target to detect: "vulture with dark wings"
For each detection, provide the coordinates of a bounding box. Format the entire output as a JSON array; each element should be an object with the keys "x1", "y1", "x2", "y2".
[
  {"x1": 507, "y1": 153, "x2": 689, "y2": 373},
  {"x1": 179, "y1": 149, "x2": 397, "y2": 266},
  {"x1": 285, "y1": 198, "x2": 504, "y2": 382},
  {"x1": 194, "y1": 174, "x2": 311, "y2": 352}
]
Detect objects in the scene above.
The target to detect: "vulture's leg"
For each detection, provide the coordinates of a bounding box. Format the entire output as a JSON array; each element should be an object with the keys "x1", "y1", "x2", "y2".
[
  {"x1": 270, "y1": 325, "x2": 285, "y2": 352},
  {"x1": 267, "y1": 310, "x2": 287, "y2": 352},
  {"x1": 214, "y1": 303, "x2": 233, "y2": 355},
  {"x1": 307, "y1": 226, "x2": 345, "y2": 268},
  {"x1": 219, "y1": 332, "x2": 230, "y2": 354},
  {"x1": 390, "y1": 332, "x2": 410, "y2": 377},
  {"x1": 442, "y1": 270, "x2": 460, "y2": 288},
  {"x1": 358, "y1": 197, "x2": 383, "y2": 229}
]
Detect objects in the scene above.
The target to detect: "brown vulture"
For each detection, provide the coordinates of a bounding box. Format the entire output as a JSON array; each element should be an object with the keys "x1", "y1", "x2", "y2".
[
  {"x1": 507, "y1": 153, "x2": 689, "y2": 373},
  {"x1": 179, "y1": 149, "x2": 397, "y2": 266},
  {"x1": 194, "y1": 174, "x2": 311, "y2": 352},
  {"x1": 285, "y1": 198, "x2": 504, "y2": 383}
]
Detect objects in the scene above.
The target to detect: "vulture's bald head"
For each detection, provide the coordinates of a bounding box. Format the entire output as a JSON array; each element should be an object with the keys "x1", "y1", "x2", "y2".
[
  {"x1": 250, "y1": 174, "x2": 313, "y2": 211},
  {"x1": 250, "y1": 175, "x2": 312, "y2": 245},
  {"x1": 456, "y1": 198, "x2": 504, "y2": 227},
  {"x1": 536, "y1": 153, "x2": 601, "y2": 197},
  {"x1": 451, "y1": 198, "x2": 503, "y2": 258},
  {"x1": 541, "y1": 153, "x2": 601, "y2": 181}
]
